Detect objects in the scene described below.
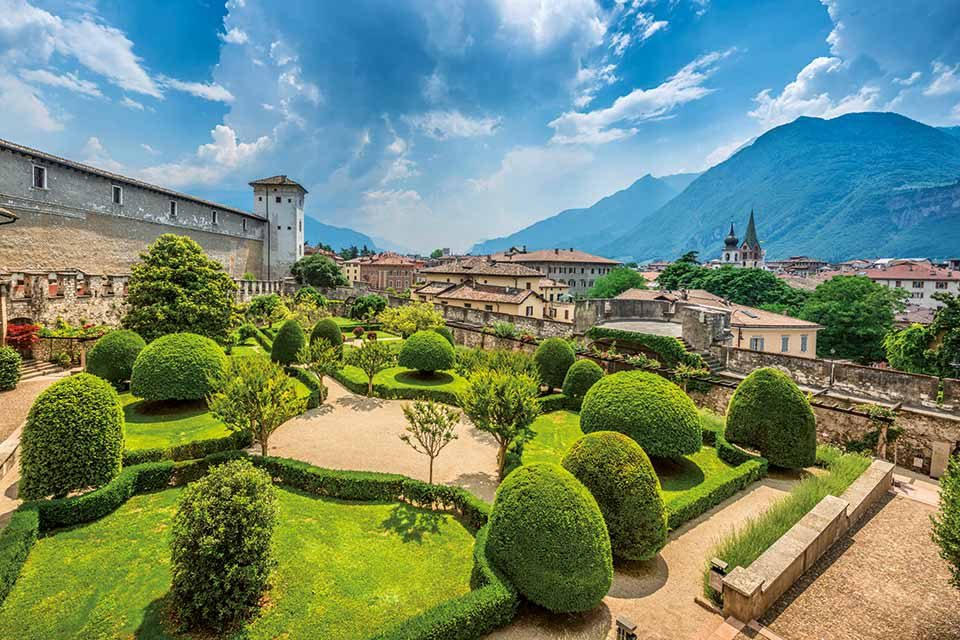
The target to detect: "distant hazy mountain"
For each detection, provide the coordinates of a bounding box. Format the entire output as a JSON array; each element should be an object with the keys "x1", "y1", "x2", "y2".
[
  {"x1": 469, "y1": 174, "x2": 682, "y2": 255},
  {"x1": 304, "y1": 217, "x2": 377, "y2": 252},
  {"x1": 602, "y1": 112, "x2": 960, "y2": 262},
  {"x1": 941, "y1": 126, "x2": 960, "y2": 141}
]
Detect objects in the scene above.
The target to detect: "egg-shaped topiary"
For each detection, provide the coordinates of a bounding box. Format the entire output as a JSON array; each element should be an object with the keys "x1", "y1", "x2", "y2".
[
  {"x1": 0, "y1": 345, "x2": 21, "y2": 391},
  {"x1": 270, "y1": 319, "x2": 306, "y2": 365},
  {"x1": 398, "y1": 330, "x2": 455, "y2": 374},
  {"x1": 726, "y1": 367, "x2": 816, "y2": 469},
  {"x1": 534, "y1": 338, "x2": 576, "y2": 390},
  {"x1": 562, "y1": 431, "x2": 667, "y2": 561},
  {"x1": 130, "y1": 332, "x2": 228, "y2": 402},
  {"x1": 486, "y1": 463, "x2": 613, "y2": 612},
  {"x1": 562, "y1": 359, "x2": 604, "y2": 408},
  {"x1": 310, "y1": 318, "x2": 343, "y2": 351},
  {"x1": 19, "y1": 373, "x2": 124, "y2": 499},
  {"x1": 85, "y1": 329, "x2": 146, "y2": 385},
  {"x1": 580, "y1": 370, "x2": 701, "y2": 458}
]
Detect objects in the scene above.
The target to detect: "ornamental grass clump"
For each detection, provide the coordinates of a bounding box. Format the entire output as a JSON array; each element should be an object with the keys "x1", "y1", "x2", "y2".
[
  {"x1": 85, "y1": 329, "x2": 146, "y2": 385},
  {"x1": 398, "y1": 330, "x2": 455, "y2": 375},
  {"x1": 130, "y1": 332, "x2": 228, "y2": 402},
  {"x1": 534, "y1": 337, "x2": 576, "y2": 391}
]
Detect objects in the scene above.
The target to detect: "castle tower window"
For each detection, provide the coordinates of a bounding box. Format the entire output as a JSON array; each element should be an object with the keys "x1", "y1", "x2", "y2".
[
  {"x1": 212, "y1": 210, "x2": 219, "y2": 225},
  {"x1": 32, "y1": 165, "x2": 47, "y2": 189},
  {"x1": 275, "y1": 196, "x2": 281, "y2": 203},
  {"x1": 169, "y1": 201, "x2": 177, "y2": 217},
  {"x1": 242, "y1": 218, "x2": 247, "y2": 232},
  {"x1": 112, "y1": 185, "x2": 123, "y2": 205}
]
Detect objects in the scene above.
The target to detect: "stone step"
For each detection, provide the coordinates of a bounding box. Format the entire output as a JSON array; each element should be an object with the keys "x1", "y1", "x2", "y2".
[{"x1": 19, "y1": 359, "x2": 64, "y2": 380}]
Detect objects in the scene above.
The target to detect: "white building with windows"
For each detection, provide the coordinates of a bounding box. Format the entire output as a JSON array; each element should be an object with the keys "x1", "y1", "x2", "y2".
[
  {"x1": 250, "y1": 175, "x2": 306, "y2": 280},
  {"x1": 864, "y1": 261, "x2": 960, "y2": 309}
]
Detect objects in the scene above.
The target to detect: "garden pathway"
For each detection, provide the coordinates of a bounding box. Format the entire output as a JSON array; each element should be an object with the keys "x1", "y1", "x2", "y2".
[
  {"x1": 0, "y1": 369, "x2": 73, "y2": 441},
  {"x1": 268, "y1": 379, "x2": 503, "y2": 501},
  {"x1": 485, "y1": 472, "x2": 802, "y2": 640}
]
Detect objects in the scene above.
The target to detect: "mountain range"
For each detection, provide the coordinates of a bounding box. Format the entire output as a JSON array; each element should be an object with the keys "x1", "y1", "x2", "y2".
[
  {"x1": 304, "y1": 217, "x2": 377, "y2": 252},
  {"x1": 474, "y1": 112, "x2": 960, "y2": 263}
]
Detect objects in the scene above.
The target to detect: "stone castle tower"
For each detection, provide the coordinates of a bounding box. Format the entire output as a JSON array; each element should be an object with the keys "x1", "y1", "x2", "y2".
[{"x1": 250, "y1": 175, "x2": 306, "y2": 279}]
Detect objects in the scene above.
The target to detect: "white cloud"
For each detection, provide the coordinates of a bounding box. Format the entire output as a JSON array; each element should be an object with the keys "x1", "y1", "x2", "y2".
[
  {"x1": 573, "y1": 62, "x2": 617, "y2": 108},
  {"x1": 703, "y1": 136, "x2": 754, "y2": 169},
  {"x1": 924, "y1": 62, "x2": 960, "y2": 97},
  {"x1": 894, "y1": 71, "x2": 922, "y2": 86},
  {"x1": 493, "y1": 0, "x2": 607, "y2": 51},
  {"x1": 278, "y1": 67, "x2": 321, "y2": 105},
  {"x1": 0, "y1": 74, "x2": 62, "y2": 131},
  {"x1": 952, "y1": 103, "x2": 960, "y2": 121},
  {"x1": 635, "y1": 13, "x2": 668, "y2": 42},
  {"x1": 121, "y1": 96, "x2": 145, "y2": 110},
  {"x1": 140, "y1": 143, "x2": 160, "y2": 156},
  {"x1": 219, "y1": 27, "x2": 248, "y2": 45},
  {"x1": 269, "y1": 40, "x2": 297, "y2": 66},
  {"x1": 159, "y1": 77, "x2": 235, "y2": 103},
  {"x1": 359, "y1": 189, "x2": 432, "y2": 226},
  {"x1": 81, "y1": 136, "x2": 125, "y2": 173},
  {"x1": 406, "y1": 110, "x2": 501, "y2": 140},
  {"x1": 139, "y1": 124, "x2": 271, "y2": 188},
  {"x1": 19, "y1": 68, "x2": 102, "y2": 97},
  {"x1": 550, "y1": 49, "x2": 732, "y2": 144},
  {"x1": 422, "y1": 69, "x2": 448, "y2": 103}
]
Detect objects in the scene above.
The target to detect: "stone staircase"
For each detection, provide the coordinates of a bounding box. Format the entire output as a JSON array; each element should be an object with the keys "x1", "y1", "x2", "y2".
[
  {"x1": 678, "y1": 337, "x2": 723, "y2": 374},
  {"x1": 19, "y1": 359, "x2": 65, "y2": 381}
]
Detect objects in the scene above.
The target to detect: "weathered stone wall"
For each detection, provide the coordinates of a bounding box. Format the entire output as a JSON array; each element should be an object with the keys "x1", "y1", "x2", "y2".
[
  {"x1": 573, "y1": 298, "x2": 672, "y2": 334},
  {"x1": 5, "y1": 272, "x2": 129, "y2": 327},
  {"x1": 439, "y1": 304, "x2": 574, "y2": 338}
]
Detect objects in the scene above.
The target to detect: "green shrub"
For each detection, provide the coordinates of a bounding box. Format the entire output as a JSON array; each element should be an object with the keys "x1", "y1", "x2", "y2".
[
  {"x1": 19, "y1": 373, "x2": 124, "y2": 500},
  {"x1": 0, "y1": 508, "x2": 38, "y2": 603},
  {"x1": 398, "y1": 330, "x2": 455, "y2": 374},
  {"x1": 726, "y1": 367, "x2": 816, "y2": 469},
  {"x1": 270, "y1": 319, "x2": 306, "y2": 365},
  {"x1": 454, "y1": 347, "x2": 538, "y2": 379},
  {"x1": 433, "y1": 326, "x2": 454, "y2": 345},
  {"x1": 0, "y1": 346, "x2": 21, "y2": 391},
  {"x1": 580, "y1": 370, "x2": 701, "y2": 458},
  {"x1": 171, "y1": 459, "x2": 278, "y2": 631},
  {"x1": 85, "y1": 330, "x2": 146, "y2": 385},
  {"x1": 130, "y1": 333, "x2": 228, "y2": 402},
  {"x1": 584, "y1": 327, "x2": 705, "y2": 368},
  {"x1": 537, "y1": 393, "x2": 571, "y2": 413},
  {"x1": 238, "y1": 323, "x2": 259, "y2": 342},
  {"x1": 310, "y1": 318, "x2": 344, "y2": 351},
  {"x1": 561, "y1": 359, "x2": 604, "y2": 407},
  {"x1": 562, "y1": 432, "x2": 667, "y2": 561},
  {"x1": 534, "y1": 338, "x2": 576, "y2": 390},
  {"x1": 122, "y1": 430, "x2": 254, "y2": 466},
  {"x1": 933, "y1": 454, "x2": 960, "y2": 589},
  {"x1": 487, "y1": 463, "x2": 612, "y2": 612},
  {"x1": 350, "y1": 294, "x2": 388, "y2": 320}
]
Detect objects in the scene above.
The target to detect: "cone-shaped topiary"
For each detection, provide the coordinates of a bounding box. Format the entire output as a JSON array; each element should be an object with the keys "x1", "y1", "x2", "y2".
[
  {"x1": 562, "y1": 359, "x2": 604, "y2": 408},
  {"x1": 20, "y1": 373, "x2": 124, "y2": 499},
  {"x1": 270, "y1": 319, "x2": 306, "y2": 365},
  {"x1": 562, "y1": 431, "x2": 667, "y2": 561},
  {"x1": 398, "y1": 330, "x2": 455, "y2": 374},
  {"x1": 581, "y1": 370, "x2": 701, "y2": 458},
  {"x1": 487, "y1": 463, "x2": 613, "y2": 612},
  {"x1": 534, "y1": 338, "x2": 576, "y2": 390},
  {"x1": 310, "y1": 318, "x2": 343, "y2": 351},
  {"x1": 0, "y1": 345, "x2": 21, "y2": 391},
  {"x1": 726, "y1": 367, "x2": 816, "y2": 469},
  {"x1": 85, "y1": 329, "x2": 146, "y2": 385},
  {"x1": 130, "y1": 332, "x2": 228, "y2": 402}
]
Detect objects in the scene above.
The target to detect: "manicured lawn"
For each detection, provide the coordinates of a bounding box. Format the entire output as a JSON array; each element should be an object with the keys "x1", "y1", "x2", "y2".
[
  {"x1": 342, "y1": 330, "x2": 401, "y2": 340},
  {"x1": 337, "y1": 365, "x2": 467, "y2": 397},
  {"x1": 122, "y1": 393, "x2": 231, "y2": 451},
  {"x1": 0, "y1": 486, "x2": 475, "y2": 640}
]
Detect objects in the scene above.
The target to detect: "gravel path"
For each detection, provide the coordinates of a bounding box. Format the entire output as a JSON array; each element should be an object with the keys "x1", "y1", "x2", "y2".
[
  {"x1": 268, "y1": 379, "x2": 503, "y2": 501},
  {"x1": 0, "y1": 371, "x2": 72, "y2": 441}
]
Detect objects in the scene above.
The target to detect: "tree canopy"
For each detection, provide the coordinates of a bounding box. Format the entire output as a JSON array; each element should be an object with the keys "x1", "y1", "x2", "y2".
[
  {"x1": 884, "y1": 292, "x2": 960, "y2": 376},
  {"x1": 587, "y1": 267, "x2": 647, "y2": 298},
  {"x1": 290, "y1": 254, "x2": 349, "y2": 288},
  {"x1": 656, "y1": 263, "x2": 807, "y2": 311}
]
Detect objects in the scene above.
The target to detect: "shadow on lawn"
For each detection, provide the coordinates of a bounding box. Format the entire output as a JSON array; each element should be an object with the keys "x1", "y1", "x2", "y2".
[
  {"x1": 653, "y1": 456, "x2": 705, "y2": 493},
  {"x1": 125, "y1": 399, "x2": 208, "y2": 423},
  {"x1": 393, "y1": 371, "x2": 455, "y2": 387},
  {"x1": 380, "y1": 503, "x2": 445, "y2": 543}
]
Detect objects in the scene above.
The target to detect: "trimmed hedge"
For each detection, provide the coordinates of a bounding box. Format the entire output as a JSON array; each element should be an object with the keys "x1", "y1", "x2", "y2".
[
  {"x1": 20, "y1": 373, "x2": 125, "y2": 500},
  {"x1": 534, "y1": 338, "x2": 576, "y2": 390},
  {"x1": 122, "y1": 429, "x2": 254, "y2": 466},
  {"x1": 85, "y1": 330, "x2": 146, "y2": 385},
  {"x1": 270, "y1": 319, "x2": 306, "y2": 365},
  {"x1": 561, "y1": 359, "x2": 604, "y2": 408},
  {"x1": 0, "y1": 509, "x2": 37, "y2": 604},
  {"x1": 585, "y1": 327, "x2": 705, "y2": 368},
  {"x1": 253, "y1": 327, "x2": 273, "y2": 352},
  {"x1": 287, "y1": 366, "x2": 326, "y2": 408},
  {"x1": 0, "y1": 345, "x2": 22, "y2": 391},
  {"x1": 333, "y1": 368, "x2": 461, "y2": 405},
  {"x1": 310, "y1": 318, "x2": 343, "y2": 351},
  {"x1": 433, "y1": 326, "x2": 455, "y2": 346},
  {"x1": 562, "y1": 432, "x2": 667, "y2": 561},
  {"x1": 398, "y1": 330, "x2": 455, "y2": 374},
  {"x1": 726, "y1": 367, "x2": 817, "y2": 469},
  {"x1": 665, "y1": 458, "x2": 767, "y2": 530},
  {"x1": 130, "y1": 332, "x2": 228, "y2": 402},
  {"x1": 537, "y1": 393, "x2": 571, "y2": 413},
  {"x1": 487, "y1": 463, "x2": 612, "y2": 613},
  {"x1": 580, "y1": 370, "x2": 702, "y2": 458}
]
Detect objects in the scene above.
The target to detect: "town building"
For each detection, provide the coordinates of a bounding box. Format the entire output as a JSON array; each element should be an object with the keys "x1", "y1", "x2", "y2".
[
  {"x1": 343, "y1": 253, "x2": 419, "y2": 291},
  {"x1": 864, "y1": 261, "x2": 960, "y2": 309},
  {"x1": 488, "y1": 247, "x2": 621, "y2": 296},
  {"x1": 0, "y1": 138, "x2": 302, "y2": 279},
  {"x1": 766, "y1": 256, "x2": 829, "y2": 276},
  {"x1": 720, "y1": 210, "x2": 765, "y2": 269},
  {"x1": 615, "y1": 288, "x2": 822, "y2": 359}
]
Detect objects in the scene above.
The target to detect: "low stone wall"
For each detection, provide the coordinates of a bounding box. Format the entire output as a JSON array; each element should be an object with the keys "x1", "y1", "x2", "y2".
[
  {"x1": 721, "y1": 460, "x2": 895, "y2": 623},
  {"x1": 439, "y1": 305, "x2": 573, "y2": 339},
  {"x1": 448, "y1": 323, "x2": 538, "y2": 353}
]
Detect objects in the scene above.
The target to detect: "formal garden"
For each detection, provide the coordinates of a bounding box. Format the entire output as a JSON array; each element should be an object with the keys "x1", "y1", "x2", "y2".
[{"x1": 1, "y1": 234, "x2": 958, "y2": 640}]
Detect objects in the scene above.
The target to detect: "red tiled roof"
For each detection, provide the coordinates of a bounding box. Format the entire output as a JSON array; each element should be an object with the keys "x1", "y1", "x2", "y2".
[
  {"x1": 864, "y1": 264, "x2": 960, "y2": 282},
  {"x1": 436, "y1": 282, "x2": 540, "y2": 304},
  {"x1": 492, "y1": 248, "x2": 621, "y2": 265},
  {"x1": 615, "y1": 288, "x2": 821, "y2": 329},
  {"x1": 421, "y1": 256, "x2": 542, "y2": 277}
]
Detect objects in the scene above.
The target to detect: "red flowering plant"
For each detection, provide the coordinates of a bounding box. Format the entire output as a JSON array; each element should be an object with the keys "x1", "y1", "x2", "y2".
[{"x1": 6, "y1": 323, "x2": 40, "y2": 352}]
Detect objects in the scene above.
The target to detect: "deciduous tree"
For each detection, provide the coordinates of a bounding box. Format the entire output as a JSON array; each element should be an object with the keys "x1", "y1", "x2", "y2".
[
  {"x1": 290, "y1": 254, "x2": 349, "y2": 288},
  {"x1": 378, "y1": 301, "x2": 445, "y2": 337},
  {"x1": 587, "y1": 267, "x2": 647, "y2": 298},
  {"x1": 399, "y1": 400, "x2": 461, "y2": 483},
  {"x1": 346, "y1": 339, "x2": 396, "y2": 395}
]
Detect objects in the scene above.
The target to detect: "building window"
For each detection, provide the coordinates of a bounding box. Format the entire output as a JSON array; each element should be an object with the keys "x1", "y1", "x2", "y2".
[
  {"x1": 912, "y1": 280, "x2": 924, "y2": 288},
  {"x1": 894, "y1": 280, "x2": 902, "y2": 287},
  {"x1": 32, "y1": 165, "x2": 47, "y2": 189},
  {"x1": 936, "y1": 281, "x2": 949, "y2": 289},
  {"x1": 299, "y1": 220, "x2": 302, "y2": 232},
  {"x1": 242, "y1": 218, "x2": 247, "y2": 232},
  {"x1": 911, "y1": 292, "x2": 924, "y2": 299},
  {"x1": 212, "y1": 210, "x2": 219, "y2": 225},
  {"x1": 288, "y1": 198, "x2": 292, "y2": 203},
  {"x1": 749, "y1": 336, "x2": 764, "y2": 351},
  {"x1": 170, "y1": 201, "x2": 177, "y2": 217},
  {"x1": 464, "y1": 303, "x2": 472, "y2": 309},
  {"x1": 564, "y1": 309, "x2": 569, "y2": 320},
  {"x1": 525, "y1": 282, "x2": 531, "y2": 289},
  {"x1": 485, "y1": 304, "x2": 493, "y2": 311},
  {"x1": 258, "y1": 196, "x2": 263, "y2": 201},
  {"x1": 800, "y1": 335, "x2": 808, "y2": 352},
  {"x1": 781, "y1": 336, "x2": 789, "y2": 352},
  {"x1": 275, "y1": 196, "x2": 282, "y2": 203},
  {"x1": 112, "y1": 185, "x2": 123, "y2": 205}
]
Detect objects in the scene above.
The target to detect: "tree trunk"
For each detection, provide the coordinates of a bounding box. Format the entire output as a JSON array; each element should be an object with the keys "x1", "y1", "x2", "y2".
[
  {"x1": 428, "y1": 457, "x2": 434, "y2": 484},
  {"x1": 497, "y1": 442, "x2": 507, "y2": 479},
  {"x1": 260, "y1": 437, "x2": 268, "y2": 457},
  {"x1": 367, "y1": 377, "x2": 373, "y2": 395}
]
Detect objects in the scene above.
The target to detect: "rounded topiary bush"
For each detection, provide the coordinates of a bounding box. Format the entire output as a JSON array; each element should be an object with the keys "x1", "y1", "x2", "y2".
[
  {"x1": 580, "y1": 370, "x2": 701, "y2": 458},
  {"x1": 562, "y1": 431, "x2": 667, "y2": 561},
  {"x1": 310, "y1": 318, "x2": 343, "y2": 351},
  {"x1": 270, "y1": 319, "x2": 306, "y2": 365},
  {"x1": 171, "y1": 459, "x2": 277, "y2": 631},
  {"x1": 130, "y1": 332, "x2": 228, "y2": 402},
  {"x1": 726, "y1": 367, "x2": 816, "y2": 469},
  {"x1": 398, "y1": 330, "x2": 455, "y2": 374},
  {"x1": 0, "y1": 345, "x2": 21, "y2": 391},
  {"x1": 433, "y1": 326, "x2": 454, "y2": 345},
  {"x1": 487, "y1": 463, "x2": 612, "y2": 612},
  {"x1": 534, "y1": 338, "x2": 576, "y2": 390},
  {"x1": 562, "y1": 359, "x2": 604, "y2": 407},
  {"x1": 85, "y1": 329, "x2": 146, "y2": 385},
  {"x1": 19, "y1": 373, "x2": 124, "y2": 499}
]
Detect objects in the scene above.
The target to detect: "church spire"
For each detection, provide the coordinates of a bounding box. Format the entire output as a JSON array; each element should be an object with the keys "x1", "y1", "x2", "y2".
[
  {"x1": 743, "y1": 209, "x2": 760, "y2": 250},
  {"x1": 724, "y1": 221, "x2": 738, "y2": 248}
]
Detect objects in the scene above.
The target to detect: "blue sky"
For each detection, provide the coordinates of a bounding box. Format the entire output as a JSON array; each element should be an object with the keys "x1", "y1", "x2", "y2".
[{"x1": 1, "y1": 0, "x2": 959, "y2": 252}]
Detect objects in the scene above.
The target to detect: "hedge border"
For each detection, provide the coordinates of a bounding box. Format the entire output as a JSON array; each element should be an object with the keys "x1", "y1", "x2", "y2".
[
  {"x1": 0, "y1": 452, "x2": 518, "y2": 640},
  {"x1": 122, "y1": 430, "x2": 253, "y2": 466},
  {"x1": 333, "y1": 368, "x2": 461, "y2": 406},
  {"x1": 286, "y1": 366, "x2": 325, "y2": 409},
  {"x1": 585, "y1": 327, "x2": 705, "y2": 368}
]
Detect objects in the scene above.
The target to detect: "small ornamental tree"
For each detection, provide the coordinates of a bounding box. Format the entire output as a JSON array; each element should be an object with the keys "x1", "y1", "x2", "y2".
[
  {"x1": 122, "y1": 234, "x2": 237, "y2": 343},
  {"x1": 459, "y1": 370, "x2": 541, "y2": 478},
  {"x1": 297, "y1": 339, "x2": 339, "y2": 387},
  {"x1": 400, "y1": 400, "x2": 461, "y2": 483},
  {"x1": 0, "y1": 345, "x2": 22, "y2": 391},
  {"x1": 310, "y1": 318, "x2": 344, "y2": 353},
  {"x1": 349, "y1": 294, "x2": 387, "y2": 320},
  {"x1": 933, "y1": 454, "x2": 960, "y2": 589},
  {"x1": 85, "y1": 329, "x2": 146, "y2": 385},
  {"x1": 487, "y1": 463, "x2": 613, "y2": 612},
  {"x1": 293, "y1": 285, "x2": 327, "y2": 307},
  {"x1": 378, "y1": 301, "x2": 445, "y2": 338},
  {"x1": 130, "y1": 333, "x2": 228, "y2": 402},
  {"x1": 534, "y1": 338, "x2": 576, "y2": 391},
  {"x1": 347, "y1": 339, "x2": 396, "y2": 395},
  {"x1": 562, "y1": 431, "x2": 667, "y2": 561},
  {"x1": 246, "y1": 294, "x2": 289, "y2": 327},
  {"x1": 398, "y1": 330, "x2": 455, "y2": 375},
  {"x1": 171, "y1": 459, "x2": 278, "y2": 631},
  {"x1": 726, "y1": 367, "x2": 816, "y2": 469},
  {"x1": 290, "y1": 254, "x2": 349, "y2": 288},
  {"x1": 562, "y1": 359, "x2": 604, "y2": 408},
  {"x1": 208, "y1": 356, "x2": 306, "y2": 456},
  {"x1": 19, "y1": 373, "x2": 124, "y2": 499},
  {"x1": 270, "y1": 319, "x2": 306, "y2": 365}
]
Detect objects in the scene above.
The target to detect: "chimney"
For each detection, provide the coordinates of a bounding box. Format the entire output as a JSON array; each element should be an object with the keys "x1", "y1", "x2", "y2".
[{"x1": 554, "y1": 248, "x2": 559, "y2": 255}]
